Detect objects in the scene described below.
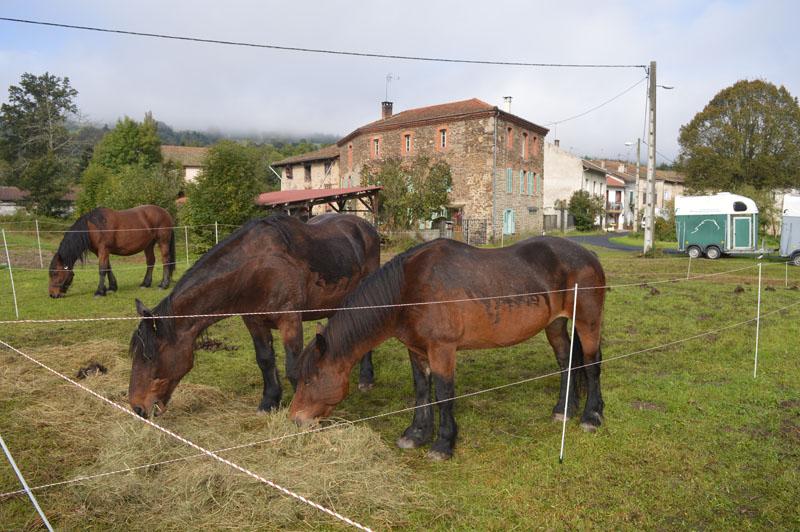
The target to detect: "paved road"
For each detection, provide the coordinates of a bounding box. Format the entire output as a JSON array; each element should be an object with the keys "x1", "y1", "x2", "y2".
[{"x1": 566, "y1": 232, "x2": 680, "y2": 254}]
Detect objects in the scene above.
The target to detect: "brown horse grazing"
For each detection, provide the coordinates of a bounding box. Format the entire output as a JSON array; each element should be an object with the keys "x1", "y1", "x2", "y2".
[
  {"x1": 49, "y1": 205, "x2": 176, "y2": 298},
  {"x1": 128, "y1": 213, "x2": 381, "y2": 418},
  {"x1": 290, "y1": 236, "x2": 607, "y2": 460}
]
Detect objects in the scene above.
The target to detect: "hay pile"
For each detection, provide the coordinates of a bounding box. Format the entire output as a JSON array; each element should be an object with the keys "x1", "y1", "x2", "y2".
[{"x1": 0, "y1": 339, "x2": 418, "y2": 530}]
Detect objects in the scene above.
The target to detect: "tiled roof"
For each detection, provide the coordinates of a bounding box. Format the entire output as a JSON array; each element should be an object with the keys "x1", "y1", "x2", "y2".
[
  {"x1": 256, "y1": 186, "x2": 381, "y2": 206},
  {"x1": 0, "y1": 186, "x2": 28, "y2": 201},
  {"x1": 606, "y1": 175, "x2": 626, "y2": 187},
  {"x1": 339, "y1": 98, "x2": 548, "y2": 145},
  {"x1": 272, "y1": 144, "x2": 339, "y2": 167},
  {"x1": 160, "y1": 145, "x2": 208, "y2": 167}
]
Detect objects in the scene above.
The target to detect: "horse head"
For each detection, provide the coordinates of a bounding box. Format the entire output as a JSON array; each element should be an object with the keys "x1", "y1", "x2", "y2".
[
  {"x1": 48, "y1": 253, "x2": 74, "y2": 298},
  {"x1": 128, "y1": 299, "x2": 194, "y2": 419},
  {"x1": 289, "y1": 329, "x2": 351, "y2": 426}
]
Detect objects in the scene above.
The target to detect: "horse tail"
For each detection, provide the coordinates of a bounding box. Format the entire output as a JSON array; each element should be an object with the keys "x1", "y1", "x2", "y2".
[
  {"x1": 571, "y1": 330, "x2": 587, "y2": 398},
  {"x1": 167, "y1": 229, "x2": 176, "y2": 275}
]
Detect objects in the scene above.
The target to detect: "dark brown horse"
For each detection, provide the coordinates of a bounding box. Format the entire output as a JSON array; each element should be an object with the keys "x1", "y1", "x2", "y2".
[
  {"x1": 290, "y1": 236, "x2": 606, "y2": 460},
  {"x1": 128, "y1": 213, "x2": 381, "y2": 418},
  {"x1": 48, "y1": 205, "x2": 176, "y2": 297}
]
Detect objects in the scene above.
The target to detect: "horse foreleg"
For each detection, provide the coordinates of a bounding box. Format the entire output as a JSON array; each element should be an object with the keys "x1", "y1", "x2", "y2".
[
  {"x1": 95, "y1": 249, "x2": 110, "y2": 297},
  {"x1": 358, "y1": 351, "x2": 375, "y2": 391},
  {"x1": 397, "y1": 350, "x2": 433, "y2": 449},
  {"x1": 141, "y1": 243, "x2": 155, "y2": 288},
  {"x1": 427, "y1": 345, "x2": 458, "y2": 460},
  {"x1": 546, "y1": 318, "x2": 580, "y2": 421},
  {"x1": 574, "y1": 320, "x2": 604, "y2": 432},
  {"x1": 243, "y1": 317, "x2": 282, "y2": 412},
  {"x1": 277, "y1": 315, "x2": 303, "y2": 390}
]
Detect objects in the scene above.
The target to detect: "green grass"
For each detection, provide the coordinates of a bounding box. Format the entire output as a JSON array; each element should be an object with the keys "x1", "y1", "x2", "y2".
[
  {"x1": 1, "y1": 242, "x2": 799, "y2": 530},
  {"x1": 609, "y1": 233, "x2": 678, "y2": 250}
]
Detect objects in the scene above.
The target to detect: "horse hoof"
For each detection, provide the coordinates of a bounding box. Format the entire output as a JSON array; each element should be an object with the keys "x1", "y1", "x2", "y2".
[
  {"x1": 580, "y1": 422, "x2": 599, "y2": 433},
  {"x1": 396, "y1": 436, "x2": 425, "y2": 449},
  {"x1": 552, "y1": 413, "x2": 569, "y2": 422},
  {"x1": 358, "y1": 382, "x2": 374, "y2": 392},
  {"x1": 257, "y1": 401, "x2": 280, "y2": 413},
  {"x1": 426, "y1": 450, "x2": 452, "y2": 461},
  {"x1": 94, "y1": 292, "x2": 106, "y2": 297}
]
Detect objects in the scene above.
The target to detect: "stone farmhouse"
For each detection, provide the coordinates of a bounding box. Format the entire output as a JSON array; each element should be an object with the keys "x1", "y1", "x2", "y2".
[{"x1": 274, "y1": 98, "x2": 549, "y2": 240}]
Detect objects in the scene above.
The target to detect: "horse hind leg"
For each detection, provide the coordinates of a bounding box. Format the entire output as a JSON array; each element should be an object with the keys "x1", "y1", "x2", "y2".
[
  {"x1": 157, "y1": 233, "x2": 173, "y2": 289},
  {"x1": 95, "y1": 249, "x2": 110, "y2": 297},
  {"x1": 545, "y1": 318, "x2": 580, "y2": 421},
  {"x1": 573, "y1": 320, "x2": 604, "y2": 432},
  {"x1": 141, "y1": 243, "x2": 155, "y2": 288}
]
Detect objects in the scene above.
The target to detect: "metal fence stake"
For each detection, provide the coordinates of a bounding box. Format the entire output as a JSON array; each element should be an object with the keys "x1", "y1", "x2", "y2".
[
  {"x1": 1, "y1": 229, "x2": 19, "y2": 319},
  {"x1": 559, "y1": 283, "x2": 579, "y2": 464},
  {"x1": 754, "y1": 262, "x2": 762, "y2": 378}
]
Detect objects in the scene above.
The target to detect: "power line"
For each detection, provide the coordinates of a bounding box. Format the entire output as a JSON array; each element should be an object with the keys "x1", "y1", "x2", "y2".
[
  {"x1": 545, "y1": 76, "x2": 648, "y2": 126},
  {"x1": 0, "y1": 17, "x2": 647, "y2": 69}
]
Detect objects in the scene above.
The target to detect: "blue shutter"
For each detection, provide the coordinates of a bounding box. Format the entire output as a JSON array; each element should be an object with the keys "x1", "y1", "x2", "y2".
[
  {"x1": 506, "y1": 168, "x2": 512, "y2": 193},
  {"x1": 519, "y1": 170, "x2": 525, "y2": 194},
  {"x1": 527, "y1": 172, "x2": 533, "y2": 195}
]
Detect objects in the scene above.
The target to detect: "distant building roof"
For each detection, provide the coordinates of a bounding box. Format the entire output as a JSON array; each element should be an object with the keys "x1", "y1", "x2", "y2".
[
  {"x1": 339, "y1": 98, "x2": 549, "y2": 145},
  {"x1": 606, "y1": 175, "x2": 626, "y2": 187},
  {"x1": 256, "y1": 186, "x2": 382, "y2": 207},
  {"x1": 590, "y1": 158, "x2": 685, "y2": 183},
  {"x1": 272, "y1": 144, "x2": 340, "y2": 167},
  {"x1": 0, "y1": 186, "x2": 27, "y2": 202},
  {"x1": 161, "y1": 145, "x2": 208, "y2": 167}
]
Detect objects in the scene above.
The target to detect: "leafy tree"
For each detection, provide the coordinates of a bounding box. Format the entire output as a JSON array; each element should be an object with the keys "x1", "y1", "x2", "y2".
[
  {"x1": 91, "y1": 113, "x2": 162, "y2": 170},
  {"x1": 568, "y1": 190, "x2": 604, "y2": 231},
  {"x1": 360, "y1": 155, "x2": 451, "y2": 230},
  {"x1": 184, "y1": 141, "x2": 266, "y2": 246},
  {"x1": 0, "y1": 72, "x2": 79, "y2": 213},
  {"x1": 93, "y1": 163, "x2": 182, "y2": 216},
  {"x1": 678, "y1": 80, "x2": 800, "y2": 191}
]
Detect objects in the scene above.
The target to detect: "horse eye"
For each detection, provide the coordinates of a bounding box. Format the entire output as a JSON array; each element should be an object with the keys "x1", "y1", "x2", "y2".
[{"x1": 63, "y1": 266, "x2": 69, "y2": 270}]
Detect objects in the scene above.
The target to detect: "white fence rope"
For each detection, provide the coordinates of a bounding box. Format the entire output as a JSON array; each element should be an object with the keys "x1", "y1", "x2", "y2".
[
  {"x1": 0, "y1": 263, "x2": 766, "y2": 325},
  {"x1": 0, "y1": 433, "x2": 54, "y2": 531},
  {"x1": 0, "y1": 338, "x2": 372, "y2": 531},
  {"x1": 3, "y1": 297, "x2": 798, "y2": 501}
]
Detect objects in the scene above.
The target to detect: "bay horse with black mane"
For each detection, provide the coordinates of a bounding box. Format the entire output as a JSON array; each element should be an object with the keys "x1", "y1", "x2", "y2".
[
  {"x1": 48, "y1": 205, "x2": 176, "y2": 297},
  {"x1": 128, "y1": 213, "x2": 380, "y2": 419},
  {"x1": 290, "y1": 236, "x2": 606, "y2": 460}
]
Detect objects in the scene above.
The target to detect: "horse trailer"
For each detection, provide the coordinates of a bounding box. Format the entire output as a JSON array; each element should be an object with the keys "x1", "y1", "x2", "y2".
[
  {"x1": 780, "y1": 194, "x2": 800, "y2": 266},
  {"x1": 675, "y1": 193, "x2": 760, "y2": 259}
]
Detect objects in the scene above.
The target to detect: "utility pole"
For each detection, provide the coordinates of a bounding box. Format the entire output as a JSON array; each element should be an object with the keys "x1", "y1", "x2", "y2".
[
  {"x1": 643, "y1": 60, "x2": 657, "y2": 254},
  {"x1": 633, "y1": 138, "x2": 641, "y2": 233}
]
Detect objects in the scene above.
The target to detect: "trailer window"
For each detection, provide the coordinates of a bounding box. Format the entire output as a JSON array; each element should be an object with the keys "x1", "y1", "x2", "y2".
[{"x1": 733, "y1": 201, "x2": 747, "y2": 212}]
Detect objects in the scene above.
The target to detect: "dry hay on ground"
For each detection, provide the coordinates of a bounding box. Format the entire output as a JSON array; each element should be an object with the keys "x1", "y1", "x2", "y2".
[{"x1": 0, "y1": 339, "x2": 417, "y2": 530}]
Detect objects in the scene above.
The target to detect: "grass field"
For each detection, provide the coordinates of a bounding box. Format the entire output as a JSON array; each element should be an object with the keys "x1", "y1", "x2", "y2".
[{"x1": 1, "y1": 229, "x2": 800, "y2": 530}]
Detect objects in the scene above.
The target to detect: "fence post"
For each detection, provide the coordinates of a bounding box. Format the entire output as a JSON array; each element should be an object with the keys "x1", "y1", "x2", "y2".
[
  {"x1": 1, "y1": 229, "x2": 19, "y2": 320},
  {"x1": 686, "y1": 255, "x2": 692, "y2": 280},
  {"x1": 786, "y1": 261, "x2": 789, "y2": 289},
  {"x1": 0, "y1": 434, "x2": 53, "y2": 531},
  {"x1": 753, "y1": 262, "x2": 762, "y2": 379},
  {"x1": 559, "y1": 283, "x2": 579, "y2": 464},
  {"x1": 184, "y1": 226, "x2": 190, "y2": 266},
  {"x1": 466, "y1": 220, "x2": 471, "y2": 246},
  {"x1": 35, "y1": 219, "x2": 43, "y2": 269},
  {"x1": 214, "y1": 222, "x2": 219, "y2": 245}
]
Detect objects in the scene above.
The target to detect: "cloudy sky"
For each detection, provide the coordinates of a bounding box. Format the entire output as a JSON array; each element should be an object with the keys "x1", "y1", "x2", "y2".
[{"x1": 1, "y1": 1, "x2": 799, "y2": 162}]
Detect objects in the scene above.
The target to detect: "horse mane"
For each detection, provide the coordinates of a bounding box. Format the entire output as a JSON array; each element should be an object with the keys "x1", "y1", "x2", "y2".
[
  {"x1": 300, "y1": 244, "x2": 417, "y2": 379},
  {"x1": 54, "y1": 209, "x2": 106, "y2": 268},
  {"x1": 129, "y1": 298, "x2": 177, "y2": 362}
]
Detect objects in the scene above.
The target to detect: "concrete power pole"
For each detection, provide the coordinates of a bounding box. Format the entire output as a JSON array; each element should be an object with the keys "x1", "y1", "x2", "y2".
[
  {"x1": 643, "y1": 60, "x2": 657, "y2": 254},
  {"x1": 633, "y1": 137, "x2": 641, "y2": 233}
]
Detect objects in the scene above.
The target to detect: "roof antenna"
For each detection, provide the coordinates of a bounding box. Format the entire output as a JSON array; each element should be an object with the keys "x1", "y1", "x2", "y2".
[{"x1": 385, "y1": 73, "x2": 399, "y2": 101}]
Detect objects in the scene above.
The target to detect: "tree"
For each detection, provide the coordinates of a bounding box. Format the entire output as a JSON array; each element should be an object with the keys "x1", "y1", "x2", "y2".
[
  {"x1": 678, "y1": 80, "x2": 800, "y2": 192},
  {"x1": 568, "y1": 190, "x2": 604, "y2": 231},
  {"x1": 184, "y1": 141, "x2": 266, "y2": 246},
  {"x1": 94, "y1": 163, "x2": 183, "y2": 216},
  {"x1": 360, "y1": 155, "x2": 452, "y2": 230},
  {"x1": 90, "y1": 114, "x2": 162, "y2": 170},
  {"x1": 0, "y1": 72, "x2": 79, "y2": 214}
]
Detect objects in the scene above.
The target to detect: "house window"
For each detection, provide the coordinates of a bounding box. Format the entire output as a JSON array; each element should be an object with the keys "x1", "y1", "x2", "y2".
[
  {"x1": 532, "y1": 136, "x2": 539, "y2": 156},
  {"x1": 506, "y1": 168, "x2": 513, "y2": 193},
  {"x1": 304, "y1": 164, "x2": 311, "y2": 182},
  {"x1": 347, "y1": 144, "x2": 353, "y2": 169},
  {"x1": 528, "y1": 172, "x2": 534, "y2": 195},
  {"x1": 519, "y1": 170, "x2": 525, "y2": 194},
  {"x1": 439, "y1": 128, "x2": 447, "y2": 149},
  {"x1": 324, "y1": 160, "x2": 332, "y2": 175},
  {"x1": 507, "y1": 127, "x2": 513, "y2": 150},
  {"x1": 522, "y1": 132, "x2": 528, "y2": 159},
  {"x1": 372, "y1": 137, "x2": 381, "y2": 159},
  {"x1": 285, "y1": 166, "x2": 293, "y2": 180},
  {"x1": 404, "y1": 133, "x2": 412, "y2": 154}
]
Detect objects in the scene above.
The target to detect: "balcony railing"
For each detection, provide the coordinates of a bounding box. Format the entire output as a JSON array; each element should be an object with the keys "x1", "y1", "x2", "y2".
[{"x1": 606, "y1": 202, "x2": 623, "y2": 212}]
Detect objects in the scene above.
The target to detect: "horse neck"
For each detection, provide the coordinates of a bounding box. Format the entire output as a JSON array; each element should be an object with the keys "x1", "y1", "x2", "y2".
[{"x1": 326, "y1": 309, "x2": 399, "y2": 371}]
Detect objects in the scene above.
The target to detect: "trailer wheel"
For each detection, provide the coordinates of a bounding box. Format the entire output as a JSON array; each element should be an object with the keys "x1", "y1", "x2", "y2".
[
  {"x1": 705, "y1": 246, "x2": 721, "y2": 260},
  {"x1": 687, "y1": 246, "x2": 702, "y2": 259},
  {"x1": 792, "y1": 252, "x2": 800, "y2": 267}
]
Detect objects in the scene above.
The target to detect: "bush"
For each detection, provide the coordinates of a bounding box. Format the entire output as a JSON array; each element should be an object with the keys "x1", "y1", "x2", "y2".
[
  {"x1": 95, "y1": 163, "x2": 182, "y2": 217},
  {"x1": 568, "y1": 190, "x2": 604, "y2": 231}
]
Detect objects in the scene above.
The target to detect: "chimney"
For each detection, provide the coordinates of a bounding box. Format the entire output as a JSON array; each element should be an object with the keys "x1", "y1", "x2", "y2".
[
  {"x1": 600, "y1": 161, "x2": 605, "y2": 169},
  {"x1": 503, "y1": 96, "x2": 512, "y2": 113},
  {"x1": 618, "y1": 163, "x2": 626, "y2": 173},
  {"x1": 554, "y1": 139, "x2": 560, "y2": 147},
  {"x1": 381, "y1": 101, "x2": 393, "y2": 119}
]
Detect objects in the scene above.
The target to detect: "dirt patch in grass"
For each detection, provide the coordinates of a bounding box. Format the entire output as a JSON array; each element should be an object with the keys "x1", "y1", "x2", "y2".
[
  {"x1": 195, "y1": 335, "x2": 238, "y2": 352},
  {"x1": 779, "y1": 399, "x2": 800, "y2": 409},
  {"x1": 631, "y1": 401, "x2": 665, "y2": 412}
]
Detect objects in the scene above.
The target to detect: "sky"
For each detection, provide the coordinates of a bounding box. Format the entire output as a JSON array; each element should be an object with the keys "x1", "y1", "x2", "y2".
[{"x1": 1, "y1": 0, "x2": 799, "y2": 163}]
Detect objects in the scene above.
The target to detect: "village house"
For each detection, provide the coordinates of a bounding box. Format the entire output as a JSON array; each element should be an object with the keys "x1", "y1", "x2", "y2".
[
  {"x1": 331, "y1": 98, "x2": 549, "y2": 241},
  {"x1": 160, "y1": 145, "x2": 209, "y2": 183},
  {"x1": 271, "y1": 144, "x2": 340, "y2": 215}
]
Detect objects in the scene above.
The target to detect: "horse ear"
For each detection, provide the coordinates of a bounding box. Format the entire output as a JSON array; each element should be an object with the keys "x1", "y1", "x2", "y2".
[
  {"x1": 135, "y1": 299, "x2": 153, "y2": 318},
  {"x1": 315, "y1": 333, "x2": 327, "y2": 355}
]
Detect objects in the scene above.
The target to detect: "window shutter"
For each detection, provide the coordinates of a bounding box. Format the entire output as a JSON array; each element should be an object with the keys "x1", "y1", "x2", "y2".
[
  {"x1": 519, "y1": 170, "x2": 525, "y2": 194},
  {"x1": 506, "y1": 168, "x2": 513, "y2": 193}
]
